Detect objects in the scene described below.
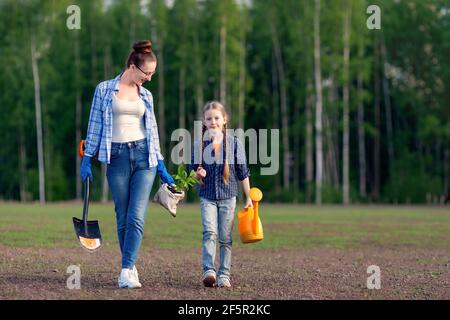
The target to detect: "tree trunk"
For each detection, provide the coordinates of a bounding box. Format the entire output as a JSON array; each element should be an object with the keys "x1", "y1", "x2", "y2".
[
  {"x1": 129, "y1": 4, "x2": 136, "y2": 47},
  {"x1": 150, "y1": 2, "x2": 166, "y2": 158},
  {"x1": 324, "y1": 109, "x2": 339, "y2": 189},
  {"x1": 331, "y1": 86, "x2": 341, "y2": 189},
  {"x1": 178, "y1": 67, "x2": 186, "y2": 163},
  {"x1": 305, "y1": 80, "x2": 314, "y2": 203},
  {"x1": 271, "y1": 24, "x2": 290, "y2": 190},
  {"x1": 194, "y1": 29, "x2": 204, "y2": 121},
  {"x1": 196, "y1": 83, "x2": 204, "y2": 123},
  {"x1": 75, "y1": 30, "x2": 82, "y2": 200},
  {"x1": 357, "y1": 40, "x2": 367, "y2": 199},
  {"x1": 323, "y1": 110, "x2": 332, "y2": 186},
  {"x1": 293, "y1": 99, "x2": 300, "y2": 195},
  {"x1": 443, "y1": 148, "x2": 449, "y2": 203},
  {"x1": 31, "y1": 34, "x2": 45, "y2": 204},
  {"x1": 342, "y1": 0, "x2": 352, "y2": 205},
  {"x1": 314, "y1": 0, "x2": 323, "y2": 205},
  {"x1": 179, "y1": 67, "x2": 186, "y2": 130},
  {"x1": 238, "y1": 30, "x2": 246, "y2": 130},
  {"x1": 220, "y1": 16, "x2": 227, "y2": 106},
  {"x1": 373, "y1": 42, "x2": 381, "y2": 200},
  {"x1": 90, "y1": 14, "x2": 98, "y2": 87},
  {"x1": 271, "y1": 51, "x2": 281, "y2": 193},
  {"x1": 381, "y1": 36, "x2": 395, "y2": 175},
  {"x1": 325, "y1": 77, "x2": 340, "y2": 189},
  {"x1": 157, "y1": 39, "x2": 166, "y2": 156},
  {"x1": 19, "y1": 127, "x2": 29, "y2": 202}
]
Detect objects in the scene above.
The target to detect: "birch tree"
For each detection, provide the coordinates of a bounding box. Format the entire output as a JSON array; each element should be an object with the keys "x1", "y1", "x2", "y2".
[
  {"x1": 342, "y1": 0, "x2": 352, "y2": 204},
  {"x1": 30, "y1": 34, "x2": 45, "y2": 204},
  {"x1": 314, "y1": 0, "x2": 323, "y2": 205}
]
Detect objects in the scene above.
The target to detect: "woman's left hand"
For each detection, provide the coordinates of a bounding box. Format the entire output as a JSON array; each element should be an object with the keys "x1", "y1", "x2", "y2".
[{"x1": 244, "y1": 196, "x2": 253, "y2": 208}]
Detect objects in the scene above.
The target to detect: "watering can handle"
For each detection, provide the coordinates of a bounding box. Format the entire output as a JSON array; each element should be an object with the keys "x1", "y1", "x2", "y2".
[{"x1": 252, "y1": 201, "x2": 259, "y2": 229}]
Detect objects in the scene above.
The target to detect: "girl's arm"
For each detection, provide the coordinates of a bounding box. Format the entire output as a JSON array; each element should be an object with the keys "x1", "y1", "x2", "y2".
[
  {"x1": 234, "y1": 137, "x2": 252, "y2": 207},
  {"x1": 241, "y1": 177, "x2": 253, "y2": 208}
]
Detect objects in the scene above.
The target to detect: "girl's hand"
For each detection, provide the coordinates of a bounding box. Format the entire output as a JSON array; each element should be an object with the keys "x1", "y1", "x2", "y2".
[
  {"x1": 195, "y1": 166, "x2": 207, "y2": 179},
  {"x1": 244, "y1": 196, "x2": 253, "y2": 208}
]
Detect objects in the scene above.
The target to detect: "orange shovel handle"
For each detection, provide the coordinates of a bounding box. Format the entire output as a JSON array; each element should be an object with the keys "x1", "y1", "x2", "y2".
[
  {"x1": 78, "y1": 140, "x2": 98, "y2": 160},
  {"x1": 78, "y1": 140, "x2": 85, "y2": 158}
]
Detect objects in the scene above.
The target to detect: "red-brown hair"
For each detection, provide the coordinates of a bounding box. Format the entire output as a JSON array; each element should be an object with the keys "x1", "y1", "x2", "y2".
[
  {"x1": 200, "y1": 101, "x2": 230, "y2": 185},
  {"x1": 126, "y1": 40, "x2": 156, "y2": 68}
]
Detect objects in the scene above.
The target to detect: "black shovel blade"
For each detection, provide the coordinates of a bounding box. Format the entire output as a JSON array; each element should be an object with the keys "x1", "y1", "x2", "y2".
[{"x1": 72, "y1": 217, "x2": 102, "y2": 252}]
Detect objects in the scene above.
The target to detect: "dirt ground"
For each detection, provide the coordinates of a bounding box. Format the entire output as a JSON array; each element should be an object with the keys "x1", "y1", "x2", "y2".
[{"x1": 0, "y1": 245, "x2": 448, "y2": 300}]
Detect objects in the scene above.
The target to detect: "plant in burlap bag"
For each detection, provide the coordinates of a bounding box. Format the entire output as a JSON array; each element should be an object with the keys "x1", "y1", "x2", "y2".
[{"x1": 153, "y1": 164, "x2": 198, "y2": 217}]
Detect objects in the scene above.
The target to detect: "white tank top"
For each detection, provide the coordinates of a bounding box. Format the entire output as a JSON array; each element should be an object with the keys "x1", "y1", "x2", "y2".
[{"x1": 112, "y1": 93, "x2": 146, "y2": 143}]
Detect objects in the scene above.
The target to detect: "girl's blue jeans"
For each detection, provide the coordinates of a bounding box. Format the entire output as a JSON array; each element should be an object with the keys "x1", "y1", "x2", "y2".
[
  {"x1": 200, "y1": 196, "x2": 237, "y2": 280},
  {"x1": 106, "y1": 139, "x2": 156, "y2": 269}
]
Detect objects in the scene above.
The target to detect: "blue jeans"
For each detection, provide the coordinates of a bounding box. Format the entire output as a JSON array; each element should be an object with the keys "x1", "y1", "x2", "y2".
[
  {"x1": 106, "y1": 139, "x2": 157, "y2": 269},
  {"x1": 200, "y1": 196, "x2": 237, "y2": 280}
]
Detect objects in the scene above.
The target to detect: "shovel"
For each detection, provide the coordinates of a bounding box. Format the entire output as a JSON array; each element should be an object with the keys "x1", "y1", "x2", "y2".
[{"x1": 72, "y1": 178, "x2": 102, "y2": 252}]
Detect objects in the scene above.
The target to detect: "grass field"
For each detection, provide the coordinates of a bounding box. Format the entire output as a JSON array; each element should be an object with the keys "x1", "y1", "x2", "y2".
[
  {"x1": 0, "y1": 202, "x2": 449, "y2": 299},
  {"x1": 1, "y1": 202, "x2": 450, "y2": 250}
]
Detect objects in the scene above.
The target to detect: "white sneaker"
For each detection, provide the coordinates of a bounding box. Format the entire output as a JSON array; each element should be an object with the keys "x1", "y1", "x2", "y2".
[
  {"x1": 131, "y1": 265, "x2": 142, "y2": 287},
  {"x1": 217, "y1": 277, "x2": 231, "y2": 288},
  {"x1": 118, "y1": 268, "x2": 141, "y2": 289}
]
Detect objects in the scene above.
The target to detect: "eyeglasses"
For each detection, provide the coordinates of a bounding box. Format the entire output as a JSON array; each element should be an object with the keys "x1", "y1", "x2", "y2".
[{"x1": 135, "y1": 64, "x2": 156, "y2": 77}]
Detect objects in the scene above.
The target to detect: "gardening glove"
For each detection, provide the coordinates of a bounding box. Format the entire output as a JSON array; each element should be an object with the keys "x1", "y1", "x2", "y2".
[
  {"x1": 157, "y1": 160, "x2": 175, "y2": 186},
  {"x1": 80, "y1": 155, "x2": 93, "y2": 182}
]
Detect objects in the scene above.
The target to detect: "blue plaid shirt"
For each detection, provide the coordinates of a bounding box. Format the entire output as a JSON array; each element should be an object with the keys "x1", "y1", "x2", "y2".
[
  {"x1": 189, "y1": 134, "x2": 250, "y2": 200},
  {"x1": 84, "y1": 73, "x2": 163, "y2": 166}
]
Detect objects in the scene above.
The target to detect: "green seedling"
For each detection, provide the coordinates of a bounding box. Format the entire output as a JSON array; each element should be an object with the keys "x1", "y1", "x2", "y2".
[{"x1": 170, "y1": 164, "x2": 199, "y2": 193}]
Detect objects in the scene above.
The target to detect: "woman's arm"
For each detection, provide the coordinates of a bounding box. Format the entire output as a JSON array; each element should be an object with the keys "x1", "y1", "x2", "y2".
[
  {"x1": 148, "y1": 92, "x2": 164, "y2": 161},
  {"x1": 84, "y1": 84, "x2": 104, "y2": 157}
]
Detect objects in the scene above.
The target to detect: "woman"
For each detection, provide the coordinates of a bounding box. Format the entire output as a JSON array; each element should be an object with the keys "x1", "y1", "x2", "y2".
[{"x1": 80, "y1": 40, "x2": 174, "y2": 289}]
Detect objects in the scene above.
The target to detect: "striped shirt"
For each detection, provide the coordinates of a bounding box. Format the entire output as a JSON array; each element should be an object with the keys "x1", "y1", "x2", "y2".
[
  {"x1": 189, "y1": 134, "x2": 250, "y2": 200},
  {"x1": 84, "y1": 73, "x2": 163, "y2": 167}
]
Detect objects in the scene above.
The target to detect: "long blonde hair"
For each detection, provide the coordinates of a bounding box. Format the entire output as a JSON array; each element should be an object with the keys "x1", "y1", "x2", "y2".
[{"x1": 200, "y1": 101, "x2": 230, "y2": 185}]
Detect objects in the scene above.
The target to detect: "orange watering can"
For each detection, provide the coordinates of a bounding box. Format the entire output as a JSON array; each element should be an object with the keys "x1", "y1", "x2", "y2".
[{"x1": 238, "y1": 187, "x2": 263, "y2": 243}]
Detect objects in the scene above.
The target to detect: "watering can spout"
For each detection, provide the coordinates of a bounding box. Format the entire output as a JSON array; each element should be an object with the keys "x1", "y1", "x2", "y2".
[{"x1": 238, "y1": 187, "x2": 264, "y2": 244}]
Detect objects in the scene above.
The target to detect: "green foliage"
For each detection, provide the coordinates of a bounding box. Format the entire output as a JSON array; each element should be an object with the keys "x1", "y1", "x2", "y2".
[
  {"x1": 321, "y1": 184, "x2": 342, "y2": 204},
  {"x1": 383, "y1": 151, "x2": 442, "y2": 204},
  {"x1": 171, "y1": 164, "x2": 198, "y2": 193},
  {"x1": 0, "y1": 0, "x2": 448, "y2": 204}
]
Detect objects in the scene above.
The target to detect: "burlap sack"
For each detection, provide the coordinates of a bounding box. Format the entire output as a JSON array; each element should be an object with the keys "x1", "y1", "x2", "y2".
[{"x1": 153, "y1": 183, "x2": 185, "y2": 217}]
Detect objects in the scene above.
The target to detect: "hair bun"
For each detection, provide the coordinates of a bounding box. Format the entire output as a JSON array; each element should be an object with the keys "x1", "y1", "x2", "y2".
[{"x1": 133, "y1": 40, "x2": 152, "y2": 54}]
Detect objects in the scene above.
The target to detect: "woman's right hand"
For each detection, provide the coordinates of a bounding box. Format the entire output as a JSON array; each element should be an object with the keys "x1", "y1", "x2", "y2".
[
  {"x1": 157, "y1": 160, "x2": 175, "y2": 185},
  {"x1": 80, "y1": 155, "x2": 93, "y2": 182}
]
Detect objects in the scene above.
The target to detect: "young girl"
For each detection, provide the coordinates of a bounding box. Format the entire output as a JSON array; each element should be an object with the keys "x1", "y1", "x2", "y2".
[{"x1": 190, "y1": 101, "x2": 253, "y2": 288}]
